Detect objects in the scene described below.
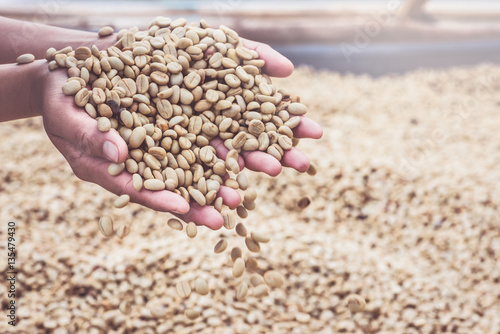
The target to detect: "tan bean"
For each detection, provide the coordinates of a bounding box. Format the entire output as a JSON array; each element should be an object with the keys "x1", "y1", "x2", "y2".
[
  {"x1": 132, "y1": 173, "x2": 143, "y2": 191},
  {"x1": 230, "y1": 247, "x2": 242, "y2": 262},
  {"x1": 246, "y1": 257, "x2": 259, "y2": 271},
  {"x1": 144, "y1": 179, "x2": 166, "y2": 190},
  {"x1": 236, "y1": 282, "x2": 248, "y2": 300},
  {"x1": 346, "y1": 294, "x2": 366, "y2": 313},
  {"x1": 16, "y1": 53, "x2": 35, "y2": 64},
  {"x1": 249, "y1": 273, "x2": 265, "y2": 287},
  {"x1": 287, "y1": 102, "x2": 308, "y2": 115},
  {"x1": 251, "y1": 231, "x2": 270, "y2": 243},
  {"x1": 232, "y1": 258, "x2": 245, "y2": 278},
  {"x1": 189, "y1": 187, "x2": 206, "y2": 206},
  {"x1": 129, "y1": 127, "x2": 147, "y2": 148},
  {"x1": 167, "y1": 218, "x2": 183, "y2": 231},
  {"x1": 194, "y1": 277, "x2": 209, "y2": 295},
  {"x1": 98, "y1": 215, "x2": 114, "y2": 237},
  {"x1": 307, "y1": 163, "x2": 317, "y2": 176},
  {"x1": 235, "y1": 223, "x2": 247, "y2": 237},
  {"x1": 245, "y1": 237, "x2": 260, "y2": 252},
  {"x1": 119, "y1": 301, "x2": 131, "y2": 314},
  {"x1": 236, "y1": 205, "x2": 248, "y2": 219},
  {"x1": 62, "y1": 80, "x2": 82, "y2": 95},
  {"x1": 185, "y1": 309, "x2": 200, "y2": 320},
  {"x1": 186, "y1": 222, "x2": 197, "y2": 238},
  {"x1": 114, "y1": 194, "x2": 130, "y2": 208},
  {"x1": 176, "y1": 280, "x2": 192, "y2": 298},
  {"x1": 108, "y1": 163, "x2": 125, "y2": 176},
  {"x1": 98, "y1": 26, "x2": 114, "y2": 37},
  {"x1": 223, "y1": 212, "x2": 236, "y2": 230},
  {"x1": 253, "y1": 284, "x2": 269, "y2": 297},
  {"x1": 264, "y1": 270, "x2": 284, "y2": 288},
  {"x1": 214, "y1": 239, "x2": 228, "y2": 253},
  {"x1": 116, "y1": 224, "x2": 130, "y2": 239}
]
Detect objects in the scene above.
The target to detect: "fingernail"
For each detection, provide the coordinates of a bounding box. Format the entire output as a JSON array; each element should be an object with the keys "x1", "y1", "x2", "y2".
[{"x1": 103, "y1": 141, "x2": 119, "y2": 162}]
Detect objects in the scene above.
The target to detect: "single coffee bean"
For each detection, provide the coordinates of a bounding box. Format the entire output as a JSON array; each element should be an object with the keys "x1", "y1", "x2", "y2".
[
  {"x1": 119, "y1": 301, "x2": 131, "y2": 314},
  {"x1": 253, "y1": 284, "x2": 269, "y2": 297},
  {"x1": 114, "y1": 194, "x2": 130, "y2": 208},
  {"x1": 214, "y1": 239, "x2": 228, "y2": 253},
  {"x1": 108, "y1": 163, "x2": 125, "y2": 176},
  {"x1": 186, "y1": 222, "x2": 197, "y2": 238},
  {"x1": 264, "y1": 270, "x2": 284, "y2": 288},
  {"x1": 167, "y1": 218, "x2": 183, "y2": 231},
  {"x1": 232, "y1": 171, "x2": 246, "y2": 189},
  {"x1": 116, "y1": 224, "x2": 130, "y2": 239},
  {"x1": 184, "y1": 309, "x2": 200, "y2": 320},
  {"x1": 287, "y1": 102, "x2": 308, "y2": 115},
  {"x1": 236, "y1": 282, "x2": 248, "y2": 300},
  {"x1": 244, "y1": 188, "x2": 257, "y2": 202},
  {"x1": 129, "y1": 127, "x2": 147, "y2": 148},
  {"x1": 62, "y1": 80, "x2": 82, "y2": 95},
  {"x1": 230, "y1": 247, "x2": 242, "y2": 262},
  {"x1": 307, "y1": 163, "x2": 317, "y2": 176},
  {"x1": 98, "y1": 26, "x2": 114, "y2": 37},
  {"x1": 235, "y1": 223, "x2": 247, "y2": 237},
  {"x1": 194, "y1": 277, "x2": 209, "y2": 295},
  {"x1": 249, "y1": 273, "x2": 265, "y2": 287},
  {"x1": 176, "y1": 280, "x2": 192, "y2": 298},
  {"x1": 245, "y1": 237, "x2": 260, "y2": 253},
  {"x1": 242, "y1": 200, "x2": 255, "y2": 211},
  {"x1": 346, "y1": 294, "x2": 366, "y2": 313},
  {"x1": 236, "y1": 205, "x2": 248, "y2": 219},
  {"x1": 251, "y1": 231, "x2": 270, "y2": 243},
  {"x1": 98, "y1": 215, "x2": 114, "y2": 237},
  {"x1": 297, "y1": 196, "x2": 311, "y2": 209},
  {"x1": 246, "y1": 257, "x2": 259, "y2": 271},
  {"x1": 97, "y1": 117, "x2": 111, "y2": 132},
  {"x1": 278, "y1": 135, "x2": 293, "y2": 150},
  {"x1": 232, "y1": 258, "x2": 245, "y2": 278},
  {"x1": 132, "y1": 173, "x2": 143, "y2": 191},
  {"x1": 75, "y1": 88, "x2": 90, "y2": 107},
  {"x1": 75, "y1": 46, "x2": 92, "y2": 60},
  {"x1": 144, "y1": 179, "x2": 165, "y2": 190},
  {"x1": 223, "y1": 212, "x2": 236, "y2": 229},
  {"x1": 150, "y1": 307, "x2": 167, "y2": 318},
  {"x1": 16, "y1": 53, "x2": 35, "y2": 64}
]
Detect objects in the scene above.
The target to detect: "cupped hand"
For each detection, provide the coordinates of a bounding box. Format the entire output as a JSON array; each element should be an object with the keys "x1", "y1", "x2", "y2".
[
  {"x1": 211, "y1": 39, "x2": 323, "y2": 177},
  {"x1": 40, "y1": 69, "x2": 242, "y2": 229},
  {"x1": 38, "y1": 38, "x2": 322, "y2": 230}
]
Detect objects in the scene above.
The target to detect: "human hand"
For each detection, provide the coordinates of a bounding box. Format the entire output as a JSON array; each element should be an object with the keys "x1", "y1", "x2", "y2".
[
  {"x1": 39, "y1": 68, "x2": 242, "y2": 229},
  {"x1": 210, "y1": 39, "x2": 323, "y2": 177},
  {"x1": 37, "y1": 38, "x2": 322, "y2": 230}
]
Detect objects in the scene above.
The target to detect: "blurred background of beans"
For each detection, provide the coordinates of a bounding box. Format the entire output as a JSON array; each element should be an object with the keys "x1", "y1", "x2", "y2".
[
  {"x1": 1, "y1": 1, "x2": 500, "y2": 334},
  {"x1": 1, "y1": 0, "x2": 500, "y2": 74}
]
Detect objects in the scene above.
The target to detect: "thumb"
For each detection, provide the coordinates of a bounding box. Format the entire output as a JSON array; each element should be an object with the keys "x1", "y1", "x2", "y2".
[
  {"x1": 77, "y1": 116, "x2": 128, "y2": 163},
  {"x1": 66, "y1": 108, "x2": 129, "y2": 164}
]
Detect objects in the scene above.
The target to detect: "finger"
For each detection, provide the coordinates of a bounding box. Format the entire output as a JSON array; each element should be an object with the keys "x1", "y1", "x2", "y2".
[
  {"x1": 59, "y1": 106, "x2": 128, "y2": 163},
  {"x1": 281, "y1": 147, "x2": 310, "y2": 173},
  {"x1": 293, "y1": 116, "x2": 324, "y2": 139},
  {"x1": 218, "y1": 186, "x2": 241, "y2": 209},
  {"x1": 49, "y1": 135, "x2": 190, "y2": 214},
  {"x1": 240, "y1": 150, "x2": 282, "y2": 176},
  {"x1": 175, "y1": 203, "x2": 224, "y2": 230},
  {"x1": 242, "y1": 39, "x2": 294, "y2": 78},
  {"x1": 211, "y1": 137, "x2": 245, "y2": 170}
]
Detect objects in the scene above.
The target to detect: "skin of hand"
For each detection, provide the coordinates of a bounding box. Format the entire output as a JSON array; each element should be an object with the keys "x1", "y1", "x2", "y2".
[{"x1": 33, "y1": 38, "x2": 323, "y2": 230}]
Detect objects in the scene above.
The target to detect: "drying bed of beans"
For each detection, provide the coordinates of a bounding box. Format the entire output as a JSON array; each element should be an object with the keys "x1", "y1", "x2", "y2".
[{"x1": 1, "y1": 61, "x2": 499, "y2": 333}]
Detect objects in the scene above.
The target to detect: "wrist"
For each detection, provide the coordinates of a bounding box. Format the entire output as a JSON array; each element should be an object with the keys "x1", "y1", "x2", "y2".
[{"x1": 30, "y1": 60, "x2": 50, "y2": 117}]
